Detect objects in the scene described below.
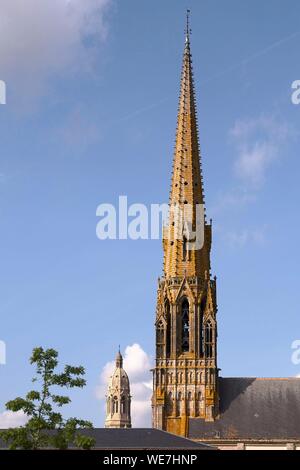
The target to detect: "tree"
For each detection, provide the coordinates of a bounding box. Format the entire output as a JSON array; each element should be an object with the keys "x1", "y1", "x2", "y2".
[{"x1": 0, "y1": 347, "x2": 95, "y2": 450}]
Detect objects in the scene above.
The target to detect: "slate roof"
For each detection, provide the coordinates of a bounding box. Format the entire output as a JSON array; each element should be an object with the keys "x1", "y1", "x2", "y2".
[
  {"x1": 189, "y1": 377, "x2": 300, "y2": 441},
  {"x1": 83, "y1": 428, "x2": 214, "y2": 449},
  {"x1": 0, "y1": 428, "x2": 214, "y2": 450}
]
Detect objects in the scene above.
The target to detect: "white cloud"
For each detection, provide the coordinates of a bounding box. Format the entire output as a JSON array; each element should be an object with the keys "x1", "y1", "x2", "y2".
[
  {"x1": 230, "y1": 115, "x2": 292, "y2": 187},
  {"x1": 96, "y1": 344, "x2": 153, "y2": 428},
  {"x1": 0, "y1": 410, "x2": 28, "y2": 429},
  {"x1": 123, "y1": 344, "x2": 152, "y2": 383},
  {"x1": 230, "y1": 115, "x2": 290, "y2": 141},
  {"x1": 234, "y1": 141, "x2": 277, "y2": 187},
  {"x1": 0, "y1": 0, "x2": 111, "y2": 104},
  {"x1": 224, "y1": 226, "x2": 267, "y2": 248},
  {"x1": 212, "y1": 115, "x2": 295, "y2": 215},
  {"x1": 210, "y1": 187, "x2": 257, "y2": 216}
]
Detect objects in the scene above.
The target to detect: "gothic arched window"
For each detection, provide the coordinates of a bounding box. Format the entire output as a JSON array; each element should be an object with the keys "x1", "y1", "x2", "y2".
[
  {"x1": 165, "y1": 299, "x2": 171, "y2": 358},
  {"x1": 121, "y1": 396, "x2": 126, "y2": 414},
  {"x1": 197, "y1": 391, "x2": 202, "y2": 416},
  {"x1": 113, "y1": 396, "x2": 118, "y2": 414},
  {"x1": 167, "y1": 392, "x2": 173, "y2": 415},
  {"x1": 205, "y1": 321, "x2": 213, "y2": 358},
  {"x1": 177, "y1": 391, "x2": 182, "y2": 416},
  {"x1": 200, "y1": 297, "x2": 206, "y2": 356},
  {"x1": 187, "y1": 391, "x2": 192, "y2": 416},
  {"x1": 181, "y1": 299, "x2": 190, "y2": 352},
  {"x1": 156, "y1": 320, "x2": 164, "y2": 358}
]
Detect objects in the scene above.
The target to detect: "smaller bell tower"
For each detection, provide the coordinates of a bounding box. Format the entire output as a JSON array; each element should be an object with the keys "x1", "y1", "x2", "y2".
[{"x1": 105, "y1": 349, "x2": 132, "y2": 428}]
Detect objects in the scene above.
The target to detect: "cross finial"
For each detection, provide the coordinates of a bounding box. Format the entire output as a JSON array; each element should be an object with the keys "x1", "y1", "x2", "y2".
[{"x1": 185, "y1": 9, "x2": 191, "y2": 44}]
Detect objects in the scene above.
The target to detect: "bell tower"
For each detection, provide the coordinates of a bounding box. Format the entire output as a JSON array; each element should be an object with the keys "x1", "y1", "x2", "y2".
[
  {"x1": 152, "y1": 12, "x2": 218, "y2": 437},
  {"x1": 105, "y1": 349, "x2": 132, "y2": 429}
]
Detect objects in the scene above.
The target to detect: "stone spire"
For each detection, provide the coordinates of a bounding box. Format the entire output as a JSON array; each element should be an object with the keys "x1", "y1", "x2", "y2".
[
  {"x1": 163, "y1": 10, "x2": 211, "y2": 279},
  {"x1": 105, "y1": 350, "x2": 132, "y2": 429},
  {"x1": 152, "y1": 12, "x2": 219, "y2": 436}
]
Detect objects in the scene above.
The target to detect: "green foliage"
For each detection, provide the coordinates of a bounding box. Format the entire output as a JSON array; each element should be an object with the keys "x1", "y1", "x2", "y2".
[{"x1": 0, "y1": 347, "x2": 95, "y2": 450}]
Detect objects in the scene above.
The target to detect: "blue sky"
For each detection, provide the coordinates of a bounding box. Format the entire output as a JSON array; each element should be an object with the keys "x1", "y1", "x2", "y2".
[{"x1": 0, "y1": 0, "x2": 300, "y2": 428}]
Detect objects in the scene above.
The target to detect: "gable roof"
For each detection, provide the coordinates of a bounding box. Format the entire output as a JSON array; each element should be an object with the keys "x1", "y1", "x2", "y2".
[{"x1": 189, "y1": 377, "x2": 300, "y2": 441}]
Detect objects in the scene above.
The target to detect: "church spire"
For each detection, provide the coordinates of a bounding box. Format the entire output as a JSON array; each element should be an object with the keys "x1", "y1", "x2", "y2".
[
  {"x1": 170, "y1": 8, "x2": 205, "y2": 206},
  {"x1": 163, "y1": 11, "x2": 210, "y2": 278},
  {"x1": 153, "y1": 13, "x2": 219, "y2": 435}
]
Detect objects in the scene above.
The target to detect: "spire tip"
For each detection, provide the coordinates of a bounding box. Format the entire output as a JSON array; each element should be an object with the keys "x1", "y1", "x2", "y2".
[
  {"x1": 185, "y1": 9, "x2": 191, "y2": 43},
  {"x1": 116, "y1": 346, "x2": 123, "y2": 367}
]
